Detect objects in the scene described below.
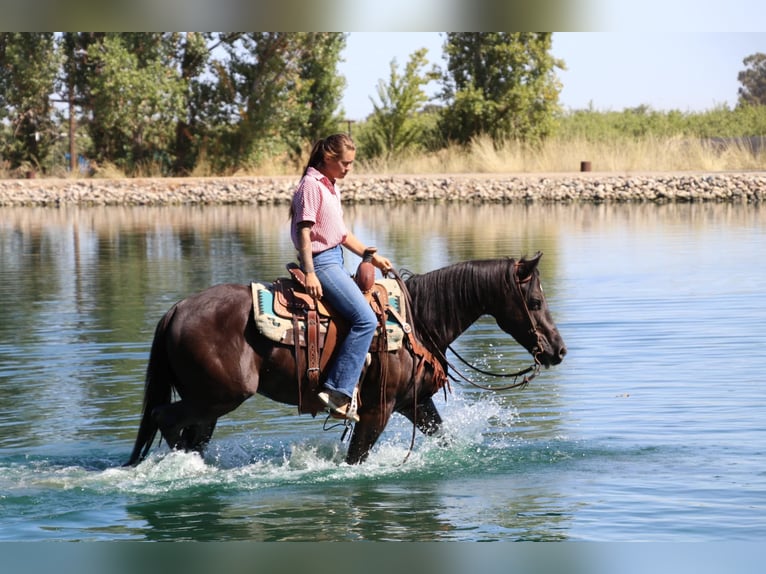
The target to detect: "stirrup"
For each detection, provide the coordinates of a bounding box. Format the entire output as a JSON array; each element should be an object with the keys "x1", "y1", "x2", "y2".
[
  {"x1": 320, "y1": 389, "x2": 360, "y2": 423},
  {"x1": 347, "y1": 386, "x2": 359, "y2": 418}
]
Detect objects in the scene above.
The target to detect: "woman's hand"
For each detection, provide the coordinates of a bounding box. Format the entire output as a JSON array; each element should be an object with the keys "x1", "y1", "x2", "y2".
[
  {"x1": 371, "y1": 253, "x2": 393, "y2": 274},
  {"x1": 305, "y1": 271, "x2": 323, "y2": 299}
]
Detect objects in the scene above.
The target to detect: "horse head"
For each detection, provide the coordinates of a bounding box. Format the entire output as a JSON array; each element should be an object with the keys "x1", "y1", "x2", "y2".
[{"x1": 492, "y1": 252, "x2": 567, "y2": 367}]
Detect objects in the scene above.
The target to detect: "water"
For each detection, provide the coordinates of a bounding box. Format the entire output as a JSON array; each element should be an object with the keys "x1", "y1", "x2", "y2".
[{"x1": 1, "y1": 202, "x2": 764, "y2": 542}]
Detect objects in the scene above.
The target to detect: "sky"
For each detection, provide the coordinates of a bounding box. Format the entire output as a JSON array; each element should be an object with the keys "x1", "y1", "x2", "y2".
[{"x1": 338, "y1": 32, "x2": 766, "y2": 121}]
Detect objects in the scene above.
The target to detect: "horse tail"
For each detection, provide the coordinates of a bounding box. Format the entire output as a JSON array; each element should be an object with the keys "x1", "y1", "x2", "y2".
[{"x1": 124, "y1": 305, "x2": 178, "y2": 466}]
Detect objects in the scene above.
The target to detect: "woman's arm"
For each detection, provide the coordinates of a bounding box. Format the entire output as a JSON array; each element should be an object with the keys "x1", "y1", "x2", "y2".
[
  {"x1": 297, "y1": 223, "x2": 323, "y2": 299},
  {"x1": 342, "y1": 231, "x2": 393, "y2": 273}
]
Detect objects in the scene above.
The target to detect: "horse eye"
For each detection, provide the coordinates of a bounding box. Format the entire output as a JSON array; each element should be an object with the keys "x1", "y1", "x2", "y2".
[{"x1": 529, "y1": 299, "x2": 542, "y2": 311}]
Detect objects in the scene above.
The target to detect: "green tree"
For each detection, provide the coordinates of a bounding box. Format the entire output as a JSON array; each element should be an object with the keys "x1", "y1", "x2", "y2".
[
  {"x1": 0, "y1": 33, "x2": 61, "y2": 172},
  {"x1": 738, "y1": 52, "x2": 766, "y2": 107},
  {"x1": 439, "y1": 33, "x2": 564, "y2": 145},
  {"x1": 166, "y1": 32, "x2": 243, "y2": 174},
  {"x1": 0, "y1": 33, "x2": 354, "y2": 177},
  {"x1": 84, "y1": 33, "x2": 186, "y2": 173},
  {"x1": 209, "y1": 33, "x2": 346, "y2": 171},
  {"x1": 294, "y1": 33, "x2": 347, "y2": 147},
  {"x1": 66, "y1": 32, "x2": 230, "y2": 176},
  {"x1": 168, "y1": 32, "x2": 215, "y2": 174},
  {"x1": 213, "y1": 33, "x2": 309, "y2": 170},
  {"x1": 360, "y1": 48, "x2": 439, "y2": 159},
  {"x1": 60, "y1": 32, "x2": 102, "y2": 174}
]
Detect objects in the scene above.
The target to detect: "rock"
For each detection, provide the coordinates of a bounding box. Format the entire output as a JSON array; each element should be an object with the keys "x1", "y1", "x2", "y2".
[{"x1": 0, "y1": 173, "x2": 764, "y2": 206}]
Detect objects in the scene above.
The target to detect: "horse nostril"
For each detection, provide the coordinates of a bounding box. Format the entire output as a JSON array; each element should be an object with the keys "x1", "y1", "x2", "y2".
[{"x1": 559, "y1": 346, "x2": 567, "y2": 359}]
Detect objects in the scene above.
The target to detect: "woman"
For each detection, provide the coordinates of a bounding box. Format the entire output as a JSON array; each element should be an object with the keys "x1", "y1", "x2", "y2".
[{"x1": 290, "y1": 134, "x2": 392, "y2": 423}]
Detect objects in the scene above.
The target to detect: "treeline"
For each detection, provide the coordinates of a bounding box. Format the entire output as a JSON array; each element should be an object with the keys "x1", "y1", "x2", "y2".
[
  {"x1": 1, "y1": 32, "x2": 348, "y2": 176},
  {"x1": 0, "y1": 33, "x2": 564, "y2": 176},
  {"x1": 1, "y1": 32, "x2": 764, "y2": 178},
  {"x1": 557, "y1": 104, "x2": 766, "y2": 141}
]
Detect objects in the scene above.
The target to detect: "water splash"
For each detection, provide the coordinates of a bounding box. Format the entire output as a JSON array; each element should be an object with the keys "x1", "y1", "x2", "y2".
[{"x1": 0, "y1": 391, "x2": 525, "y2": 499}]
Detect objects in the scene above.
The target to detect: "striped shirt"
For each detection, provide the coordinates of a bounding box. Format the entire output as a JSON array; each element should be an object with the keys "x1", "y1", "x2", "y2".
[{"x1": 290, "y1": 166, "x2": 348, "y2": 254}]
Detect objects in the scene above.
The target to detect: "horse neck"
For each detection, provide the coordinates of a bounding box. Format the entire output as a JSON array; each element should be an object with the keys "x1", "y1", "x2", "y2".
[{"x1": 406, "y1": 260, "x2": 504, "y2": 351}]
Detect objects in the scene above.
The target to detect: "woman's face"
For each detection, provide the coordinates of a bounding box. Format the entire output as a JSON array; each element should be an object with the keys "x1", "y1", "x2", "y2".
[{"x1": 321, "y1": 147, "x2": 356, "y2": 181}]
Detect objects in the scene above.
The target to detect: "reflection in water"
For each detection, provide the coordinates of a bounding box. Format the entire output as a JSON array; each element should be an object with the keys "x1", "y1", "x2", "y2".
[
  {"x1": 3, "y1": 201, "x2": 760, "y2": 280},
  {"x1": 126, "y1": 490, "x2": 255, "y2": 541}
]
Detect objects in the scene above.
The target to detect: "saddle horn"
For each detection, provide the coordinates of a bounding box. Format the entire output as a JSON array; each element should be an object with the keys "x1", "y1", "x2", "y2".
[{"x1": 355, "y1": 248, "x2": 377, "y2": 293}]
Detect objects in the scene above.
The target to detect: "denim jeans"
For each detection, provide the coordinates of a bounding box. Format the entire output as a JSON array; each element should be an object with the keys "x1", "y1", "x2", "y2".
[{"x1": 311, "y1": 246, "x2": 378, "y2": 398}]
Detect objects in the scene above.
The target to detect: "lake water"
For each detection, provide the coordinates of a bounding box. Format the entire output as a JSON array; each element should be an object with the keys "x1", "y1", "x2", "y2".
[{"x1": 1, "y1": 201, "x2": 765, "y2": 543}]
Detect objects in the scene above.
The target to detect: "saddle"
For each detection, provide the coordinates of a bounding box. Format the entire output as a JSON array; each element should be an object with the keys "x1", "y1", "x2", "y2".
[{"x1": 253, "y1": 251, "x2": 401, "y2": 415}]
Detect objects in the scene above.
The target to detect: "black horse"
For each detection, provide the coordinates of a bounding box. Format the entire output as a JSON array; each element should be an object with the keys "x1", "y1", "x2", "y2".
[{"x1": 126, "y1": 253, "x2": 566, "y2": 466}]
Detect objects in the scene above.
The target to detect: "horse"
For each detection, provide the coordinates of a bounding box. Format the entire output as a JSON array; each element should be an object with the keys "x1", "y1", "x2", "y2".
[{"x1": 125, "y1": 252, "x2": 566, "y2": 466}]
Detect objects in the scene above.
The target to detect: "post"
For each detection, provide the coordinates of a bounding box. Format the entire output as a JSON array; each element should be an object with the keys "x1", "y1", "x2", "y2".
[
  {"x1": 68, "y1": 74, "x2": 76, "y2": 174},
  {"x1": 342, "y1": 119, "x2": 356, "y2": 136}
]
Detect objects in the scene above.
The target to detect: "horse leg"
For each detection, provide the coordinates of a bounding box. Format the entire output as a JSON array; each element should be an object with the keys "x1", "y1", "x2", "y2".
[
  {"x1": 398, "y1": 396, "x2": 443, "y2": 436},
  {"x1": 180, "y1": 419, "x2": 218, "y2": 454},
  {"x1": 398, "y1": 396, "x2": 455, "y2": 449},
  {"x1": 150, "y1": 402, "x2": 186, "y2": 450},
  {"x1": 344, "y1": 405, "x2": 395, "y2": 464},
  {"x1": 151, "y1": 400, "x2": 225, "y2": 455}
]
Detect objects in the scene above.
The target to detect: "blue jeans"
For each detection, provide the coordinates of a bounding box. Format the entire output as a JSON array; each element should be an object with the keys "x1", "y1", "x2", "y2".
[{"x1": 311, "y1": 246, "x2": 378, "y2": 399}]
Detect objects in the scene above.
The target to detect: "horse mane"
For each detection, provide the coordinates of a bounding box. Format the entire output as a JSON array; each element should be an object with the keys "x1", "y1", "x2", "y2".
[{"x1": 401, "y1": 257, "x2": 521, "y2": 352}]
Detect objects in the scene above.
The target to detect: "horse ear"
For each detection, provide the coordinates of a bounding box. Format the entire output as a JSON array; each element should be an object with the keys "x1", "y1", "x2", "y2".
[{"x1": 516, "y1": 251, "x2": 542, "y2": 280}]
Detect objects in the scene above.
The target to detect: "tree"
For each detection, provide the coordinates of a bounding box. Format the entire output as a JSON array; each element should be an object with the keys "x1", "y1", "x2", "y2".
[
  {"x1": 361, "y1": 48, "x2": 439, "y2": 159},
  {"x1": 168, "y1": 32, "x2": 216, "y2": 174},
  {"x1": 439, "y1": 33, "x2": 564, "y2": 146},
  {"x1": 0, "y1": 33, "x2": 61, "y2": 172},
  {"x1": 738, "y1": 52, "x2": 766, "y2": 107},
  {"x1": 210, "y1": 33, "x2": 304, "y2": 169},
  {"x1": 210, "y1": 33, "x2": 347, "y2": 171},
  {"x1": 294, "y1": 33, "x2": 347, "y2": 147},
  {"x1": 83, "y1": 34, "x2": 187, "y2": 173}
]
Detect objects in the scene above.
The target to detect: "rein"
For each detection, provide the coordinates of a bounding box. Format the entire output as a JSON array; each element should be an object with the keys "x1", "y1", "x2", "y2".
[{"x1": 445, "y1": 344, "x2": 540, "y2": 391}]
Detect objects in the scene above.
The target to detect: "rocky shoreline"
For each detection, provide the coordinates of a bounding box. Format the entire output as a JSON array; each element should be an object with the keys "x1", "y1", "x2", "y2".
[{"x1": 0, "y1": 172, "x2": 764, "y2": 206}]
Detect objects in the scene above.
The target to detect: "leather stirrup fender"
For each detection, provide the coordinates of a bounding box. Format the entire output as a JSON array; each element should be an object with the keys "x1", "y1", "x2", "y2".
[{"x1": 306, "y1": 308, "x2": 320, "y2": 389}]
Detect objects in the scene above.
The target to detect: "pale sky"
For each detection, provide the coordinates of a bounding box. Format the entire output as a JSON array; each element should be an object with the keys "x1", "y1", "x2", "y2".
[{"x1": 338, "y1": 32, "x2": 766, "y2": 121}]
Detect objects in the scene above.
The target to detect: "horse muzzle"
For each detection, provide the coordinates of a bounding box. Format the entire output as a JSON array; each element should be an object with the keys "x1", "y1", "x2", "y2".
[{"x1": 535, "y1": 340, "x2": 567, "y2": 367}]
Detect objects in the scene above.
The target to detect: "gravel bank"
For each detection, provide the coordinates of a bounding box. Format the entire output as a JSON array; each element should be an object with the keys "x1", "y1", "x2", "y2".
[{"x1": 0, "y1": 172, "x2": 764, "y2": 206}]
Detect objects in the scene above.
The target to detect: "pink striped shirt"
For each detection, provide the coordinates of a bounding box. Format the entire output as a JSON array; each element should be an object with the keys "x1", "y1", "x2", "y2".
[{"x1": 290, "y1": 166, "x2": 348, "y2": 253}]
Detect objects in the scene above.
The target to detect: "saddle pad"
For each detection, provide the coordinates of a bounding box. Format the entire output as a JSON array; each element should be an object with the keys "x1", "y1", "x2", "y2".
[{"x1": 251, "y1": 279, "x2": 405, "y2": 351}]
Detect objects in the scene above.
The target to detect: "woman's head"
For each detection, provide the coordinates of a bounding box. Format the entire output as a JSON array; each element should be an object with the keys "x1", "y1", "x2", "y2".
[{"x1": 304, "y1": 134, "x2": 356, "y2": 181}]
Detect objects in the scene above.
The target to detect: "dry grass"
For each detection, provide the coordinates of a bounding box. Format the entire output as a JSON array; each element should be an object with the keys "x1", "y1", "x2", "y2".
[
  {"x1": 353, "y1": 135, "x2": 766, "y2": 175},
  {"x1": 3, "y1": 135, "x2": 763, "y2": 180},
  {"x1": 90, "y1": 161, "x2": 130, "y2": 179}
]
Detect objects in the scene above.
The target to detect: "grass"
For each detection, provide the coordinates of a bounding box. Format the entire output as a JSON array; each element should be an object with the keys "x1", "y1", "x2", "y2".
[
  {"x1": 352, "y1": 134, "x2": 766, "y2": 175},
  {"x1": 3, "y1": 135, "x2": 763, "y2": 179}
]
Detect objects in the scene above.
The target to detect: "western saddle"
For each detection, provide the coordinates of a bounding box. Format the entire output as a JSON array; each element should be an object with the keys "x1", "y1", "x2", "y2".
[{"x1": 273, "y1": 250, "x2": 393, "y2": 415}]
